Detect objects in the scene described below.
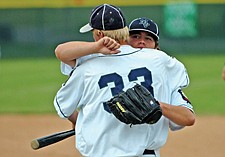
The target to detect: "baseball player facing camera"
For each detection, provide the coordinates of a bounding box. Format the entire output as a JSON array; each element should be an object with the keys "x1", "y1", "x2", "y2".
[
  {"x1": 54, "y1": 4, "x2": 195, "y2": 157},
  {"x1": 128, "y1": 17, "x2": 160, "y2": 50}
]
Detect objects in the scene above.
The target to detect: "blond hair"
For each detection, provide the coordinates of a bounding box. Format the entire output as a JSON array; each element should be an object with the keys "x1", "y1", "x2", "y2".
[{"x1": 94, "y1": 26, "x2": 129, "y2": 44}]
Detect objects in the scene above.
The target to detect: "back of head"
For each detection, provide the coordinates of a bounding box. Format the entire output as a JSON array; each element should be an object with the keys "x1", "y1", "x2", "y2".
[
  {"x1": 80, "y1": 4, "x2": 129, "y2": 43},
  {"x1": 129, "y1": 17, "x2": 159, "y2": 41}
]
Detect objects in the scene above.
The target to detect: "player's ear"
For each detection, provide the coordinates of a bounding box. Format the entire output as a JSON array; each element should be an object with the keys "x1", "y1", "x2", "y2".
[
  {"x1": 97, "y1": 30, "x2": 104, "y2": 37},
  {"x1": 93, "y1": 30, "x2": 104, "y2": 41},
  {"x1": 155, "y1": 41, "x2": 160, "y2": 50}
]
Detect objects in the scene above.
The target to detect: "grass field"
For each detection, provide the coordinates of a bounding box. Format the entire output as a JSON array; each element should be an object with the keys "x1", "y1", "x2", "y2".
[
  {"x1": 0, "y1": 58, "x2": 67, "y2": 114},
  {"x1": 176, "y1": 54, "x2": 225, "y2": 115},
  {"x1": 0, "y1": 54, "x2": 225, "y2": 115}
]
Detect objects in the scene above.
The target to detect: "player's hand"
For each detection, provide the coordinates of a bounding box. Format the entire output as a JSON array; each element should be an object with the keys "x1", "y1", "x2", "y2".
[
  {"x1": 102, "y1": 37, "x2": 120, "y2": 50},
  {"x1": 97, "y1": 37, "x2": 121, "y2": 55}
]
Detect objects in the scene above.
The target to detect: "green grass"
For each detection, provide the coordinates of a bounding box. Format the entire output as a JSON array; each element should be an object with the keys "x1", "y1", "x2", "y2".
[
  {"x1": 0, "y1": 54, "x2": 225, "y2": 115},
  {"x1": 176, "y1": 54, "x2": 225, "y2": 115},
  {"x1": 0, "y1": 58, "x2": 67, "y2": 114}
]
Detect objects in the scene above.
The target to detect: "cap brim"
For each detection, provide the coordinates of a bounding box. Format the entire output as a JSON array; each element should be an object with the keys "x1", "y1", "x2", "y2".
[
  {"x1": 129, "y1": 29, "x2": 159, "y2": 40},
  {"x1": 79, "y1": 23, "x2": 93, "y2": 33}
]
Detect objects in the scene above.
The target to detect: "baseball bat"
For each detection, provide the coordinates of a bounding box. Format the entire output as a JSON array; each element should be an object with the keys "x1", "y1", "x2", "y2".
[{"x1": 31, "y1": 129, "x2": 75, "y2": 150}]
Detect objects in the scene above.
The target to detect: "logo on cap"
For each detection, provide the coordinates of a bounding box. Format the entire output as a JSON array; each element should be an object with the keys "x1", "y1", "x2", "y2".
[{"x1": 139, "y1": 19, "x2": 150, "y2": 28}]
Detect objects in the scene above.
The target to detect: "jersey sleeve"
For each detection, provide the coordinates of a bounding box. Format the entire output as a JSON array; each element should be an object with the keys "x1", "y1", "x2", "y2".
[
  {"x1": 54, "y1": 67, "x2": 84, "y2": 118},
  {"x1": 171, "y1": 88, "x2": 193, "y2": 110},
  {"x1": 169, "y1": 120, "x2": 185, "y2": 131},
  {"x1": 165, "y1": 56, "x2": 190, "y2": 90},
  {"x1": 60, "y1": 54, "x2": 99, "y2": 76},
  {"x1": 60, "y1": 62, "x2": 74, "y2": 76},
  {"x1": 169, "y1": 88, "x2": 194, "y2": 131}
]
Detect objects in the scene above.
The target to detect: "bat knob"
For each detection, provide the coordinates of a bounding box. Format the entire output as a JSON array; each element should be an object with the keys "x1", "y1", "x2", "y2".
[{"x1": 31, "y1": 140, "x2": 39, "y2": 150}]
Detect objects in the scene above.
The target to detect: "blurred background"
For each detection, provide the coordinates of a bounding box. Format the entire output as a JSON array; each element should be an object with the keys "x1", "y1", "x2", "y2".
[
  {"x1": 0, "y1": 0, "x2": 224, "y2": 59},
  {"x1": 0, "y1": 1, "x2": 225, "y2": 157},
  {"x1": 0, "y1": 0, "x2": 225, "y2": 123}
]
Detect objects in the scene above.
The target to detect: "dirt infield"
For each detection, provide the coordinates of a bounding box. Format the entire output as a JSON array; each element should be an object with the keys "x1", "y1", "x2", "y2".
[{"x1": 1, "y1": 115, "x2": 224, "y2": 157}]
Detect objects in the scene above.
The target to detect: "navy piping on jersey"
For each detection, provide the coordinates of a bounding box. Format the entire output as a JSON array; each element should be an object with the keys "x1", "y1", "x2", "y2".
[
  {"x1": 55, "y1": 96, "x2": 68, "y2": 118},
  {"x1": 99, "y1": 49, "x2": 142, "y2": 57},
  {"x1": 178, "y1": 89, "x2": 191, "y2": 104}
]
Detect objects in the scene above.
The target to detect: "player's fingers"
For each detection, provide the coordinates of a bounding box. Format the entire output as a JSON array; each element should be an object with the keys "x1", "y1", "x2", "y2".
[
  {"x1": 104, "y1": 38, "x2": 114, "y2": 46},
  {"x1": 109, "y1": 50, "x2": 121, "y2": 54},
  {"x1": 107, "y1": 42, "x2": 120, "y2": 50},
  {"x1": 103, "y1": 37, "x2": 120, "y2": 49},
  {"x1": 105, "y1": 40, "x2": 120, "y2": 49},
  {"x1": 102, "y1": 37, "x2": 112, "y2": 45}
]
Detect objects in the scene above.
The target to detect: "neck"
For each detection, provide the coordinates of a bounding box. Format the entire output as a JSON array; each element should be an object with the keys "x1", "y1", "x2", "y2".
[{"x1": 119, "y1": 41, "x2": 128, "y2": 45}]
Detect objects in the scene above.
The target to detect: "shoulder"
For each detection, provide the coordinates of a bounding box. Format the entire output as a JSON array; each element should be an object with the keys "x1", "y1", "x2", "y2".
[
  {"x1": 140, "y1": 48, "x2": 170, "y2": 62},
  {"x1": 118, "y1": 45, "x2": 141, "y2": 54},
  {"x1": 140, "y1": 48, "x2": 168, "y2": 56},
  {"x1": 148, "y1": 49, "x2": 184, "y2": 66}
]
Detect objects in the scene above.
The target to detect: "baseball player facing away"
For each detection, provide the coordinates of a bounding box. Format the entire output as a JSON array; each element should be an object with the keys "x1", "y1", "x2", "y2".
[
  {"x1": 56, "y1": 17, "x2": 162, "y2": 127},
  {"x1": 54, "y1": 4, "x2": 195, "y2": 157}
]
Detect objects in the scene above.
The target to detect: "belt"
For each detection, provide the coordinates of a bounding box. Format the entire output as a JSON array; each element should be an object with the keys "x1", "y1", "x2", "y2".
[{"x1": 143, "y1": 149, "x2": 155, "y2": 155}]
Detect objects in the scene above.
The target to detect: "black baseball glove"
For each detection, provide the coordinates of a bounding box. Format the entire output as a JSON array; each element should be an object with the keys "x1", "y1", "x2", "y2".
[{"x1": 105, "y1": 84, "x2": 162, "y2": 125}]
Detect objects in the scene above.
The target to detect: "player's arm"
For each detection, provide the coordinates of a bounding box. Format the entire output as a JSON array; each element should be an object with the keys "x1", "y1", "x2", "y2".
[
  {"x1": 55, "y1": 37, "x2": 120, "y2": 67},
  {"x1": 159, "y1": 88, "x2": 195, "y2": 127},
  {"x1": 159, "y1": 102, "x2": 195, "y2": 126}
]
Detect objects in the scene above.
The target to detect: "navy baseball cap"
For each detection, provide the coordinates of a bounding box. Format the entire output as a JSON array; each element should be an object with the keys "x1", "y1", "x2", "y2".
[
  {"x1": 128, "y1": 17, "x2": 159, "y2": 40},
  {"x1": 80, "y1": 4, "x2": 126, "y2": 33}
]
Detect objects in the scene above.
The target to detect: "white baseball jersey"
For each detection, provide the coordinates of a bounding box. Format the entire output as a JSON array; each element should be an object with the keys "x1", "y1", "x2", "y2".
[
  {"x1": 54, "y1": 45, "x2": 193, "y2": 157},
  {"x1": 60, "y1": 54, "x2": 98, "y2": 76}
]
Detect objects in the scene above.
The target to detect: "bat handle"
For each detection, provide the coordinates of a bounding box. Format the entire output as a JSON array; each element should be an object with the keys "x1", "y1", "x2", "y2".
[{"x1": 31, "y1": 129, "x2": 75, "y2": 150}]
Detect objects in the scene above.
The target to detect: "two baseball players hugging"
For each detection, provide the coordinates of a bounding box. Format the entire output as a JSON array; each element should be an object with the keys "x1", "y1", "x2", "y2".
[{"x1": 53, "y1": 4, "x2": 195, "y2": 157}]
